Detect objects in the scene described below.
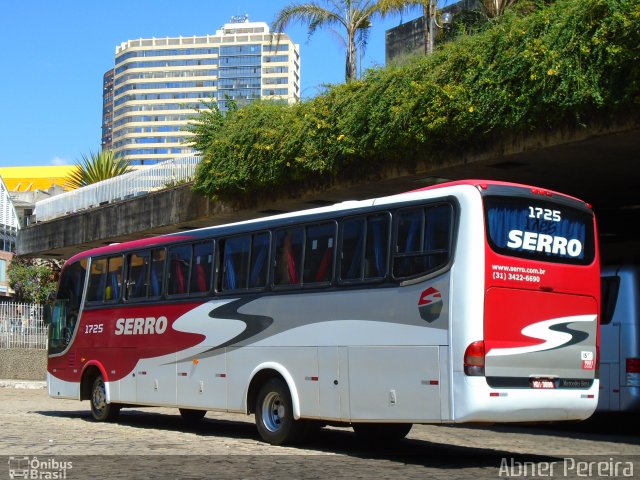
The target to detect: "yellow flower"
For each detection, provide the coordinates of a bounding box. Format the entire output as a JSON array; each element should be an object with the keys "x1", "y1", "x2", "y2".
[
  {"x1": 530, "y1": 73, "x2": 537, "y2": 80},
  {"x1": 337, "y1": 134, "x2": 345, "y2": 141},
  {"x1": 468, "y1": 106, "x2": 475, "y2": 113},
  {"x1": 547, "y1": 68, "x2": 557, "y2": 75}
]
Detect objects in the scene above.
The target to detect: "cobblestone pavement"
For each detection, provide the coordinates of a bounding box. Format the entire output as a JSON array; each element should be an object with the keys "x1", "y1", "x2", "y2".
[{"x1": 1, "y1": 388, "x2": 638, "y2": 479}]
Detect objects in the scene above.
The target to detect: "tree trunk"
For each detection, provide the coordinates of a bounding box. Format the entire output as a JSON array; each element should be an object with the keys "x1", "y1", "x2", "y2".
[{"x1": 346, "y1": 34, "x2": 358, "y2": 81}]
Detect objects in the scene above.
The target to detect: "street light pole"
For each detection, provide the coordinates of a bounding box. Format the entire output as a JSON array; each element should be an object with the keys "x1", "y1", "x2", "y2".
[
  {"x1": 425, "y1": 0, "x2": 452, "y2": 55},
  {"x1": 427, "y1": 0, "x2": 435, "y2": 55}
]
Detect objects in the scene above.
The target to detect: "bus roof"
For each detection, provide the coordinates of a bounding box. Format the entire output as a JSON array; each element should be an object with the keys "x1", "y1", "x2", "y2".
[{"x1": 65, "y1": 179, "x2": 588, "y2": 265}]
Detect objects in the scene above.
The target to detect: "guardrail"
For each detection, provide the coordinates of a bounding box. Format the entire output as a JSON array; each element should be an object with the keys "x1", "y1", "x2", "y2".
[
  {"x1": 34, "y1": 155, "x2": 202, "y2": 222},
  {"x1": 0, "y1": 302, "x2": 46, "y2": 349}
]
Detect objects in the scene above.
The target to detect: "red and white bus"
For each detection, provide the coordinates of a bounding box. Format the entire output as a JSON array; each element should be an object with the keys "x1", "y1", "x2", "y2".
[{"x1": 47, "y1": 180, "x2": 600, "y2": 445}]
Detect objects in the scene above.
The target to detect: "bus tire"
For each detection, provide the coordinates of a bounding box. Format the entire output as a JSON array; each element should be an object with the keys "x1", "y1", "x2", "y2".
[
  {"x1": 90, "y1": 375, "x2": 120, "y2": 422},
  {"x1": 352, "y1": 423, "x2": 412, "y2": 443},
  {"x1": 179, "y1": 408, "x2": 207, "y2": 422},
  {"x1": 255, "y1": 378, "x2": 304, "y2": 445}
]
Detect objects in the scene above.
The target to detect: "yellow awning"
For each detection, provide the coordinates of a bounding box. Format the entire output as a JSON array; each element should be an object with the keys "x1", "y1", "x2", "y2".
[{"x1": 0, "y1": 166, "x2": 79, "y2": 192}]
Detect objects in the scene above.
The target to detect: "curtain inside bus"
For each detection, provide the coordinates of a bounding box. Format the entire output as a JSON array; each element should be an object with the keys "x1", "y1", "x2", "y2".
[{"x1": 485, "y1": 197, "x2": 594, "y2": 264}]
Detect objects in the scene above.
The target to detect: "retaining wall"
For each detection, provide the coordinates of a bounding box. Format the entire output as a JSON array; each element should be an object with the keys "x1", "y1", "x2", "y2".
[{"x1": 0, "y1": 348, "x2": 47, "y2": 380}]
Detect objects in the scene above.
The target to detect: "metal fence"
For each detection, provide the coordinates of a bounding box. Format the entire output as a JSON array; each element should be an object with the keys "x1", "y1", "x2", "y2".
[
  {"x1": 0, "y1": 302, "x2": 47, "y2": 349},
  {"x1": 34, "y1": 155, "x2": 202, "y2": 222}
]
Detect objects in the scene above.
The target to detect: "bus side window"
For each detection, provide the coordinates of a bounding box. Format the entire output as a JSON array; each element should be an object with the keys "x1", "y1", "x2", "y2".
[
  {"x1": 423, "y1": 204, "x2": 452, "y2": 270},
  {"x1": 87, "y1": 258, "x2": 108, "y2": 302},
  {"x1": 126, "y1": 252, "x2": 150, "y2": 300},
  {"x1": 340, "y1": 213, "x2": 389, "y2": 283},
  {"x1": 341, "y1": 218, "x2": 365, "y2": 281},
  {"x1": 601, "y1": 276, "x2": 620, "y2": 326},
  {"x1": 393, "y1": 204, "x2": 452, "y2": 279},
  {"x1": 221, "y1": 236, "x2": 250, "y2": 291},
  {"x1": 105, "y1": 256, "x2": 124, "y2": 302},
  {"x1": 150, "y1": 248, "x2": 166, "y2": 297},
  {"x1": 274, "y1": 228, "x2": 303, "y2": 286},
  {"x1": 364, "y1": 214, "x2": 389, "y2": 279},
  {"x1": 191, "y1": 241, "x2": 214, "y2": 294},
  {"x1": 249, "y1": 232, "x2": 270, "y2": 288},
  {"x1": 167, "y1": 245, "x2": 192, "y2": 295},
  {"x1": 303, "y1": 222, "x2": 335, "y2": 284}
]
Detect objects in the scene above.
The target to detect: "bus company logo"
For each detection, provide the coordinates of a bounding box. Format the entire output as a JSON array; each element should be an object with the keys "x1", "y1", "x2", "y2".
[
  {"x1": 114, "y1": 316, "x2": 168, "y2": 335},
  {"x1": 8, "y1": 456, "x2": 73, "y2": 479},
  {"x1": 418, "y1": 287, "x2": 443, "y2": 323}
]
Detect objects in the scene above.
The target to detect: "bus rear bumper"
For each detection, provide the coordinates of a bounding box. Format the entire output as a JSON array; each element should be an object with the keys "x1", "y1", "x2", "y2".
[{"x1": 452, "y1": 375, "x2": 599, "y2": 423}]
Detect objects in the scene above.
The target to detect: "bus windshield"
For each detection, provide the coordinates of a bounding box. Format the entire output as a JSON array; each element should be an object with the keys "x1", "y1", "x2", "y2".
[
  {"x1": 484, "y1": 196, "x2": 595, "y2": 265},
  {"x1": 49, "y1": 259, "x2": 87, "y2": 355}
]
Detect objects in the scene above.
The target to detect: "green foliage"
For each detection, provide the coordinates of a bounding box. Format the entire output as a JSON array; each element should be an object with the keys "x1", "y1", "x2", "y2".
[
  {"x1": 66, "y1": 150, "x2": 131, "y2": 189},
  {"x1": 8, "y1": 258, "x2": 60, "y2": 304},
  {"x1": 193, "y1": 0, "x2": 640, "y2": 199}
]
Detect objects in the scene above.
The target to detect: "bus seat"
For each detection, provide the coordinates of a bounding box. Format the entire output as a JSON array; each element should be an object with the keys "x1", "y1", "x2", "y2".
[
  {"x1": 194, "y1": 263, "x2": 207, "y2": 292},
  {"x1": 315, "y1": 247, "x2": 333, "y2": 282},
  {"x1": 150, "y1": 264, "x2": 161, "y2": 296}
]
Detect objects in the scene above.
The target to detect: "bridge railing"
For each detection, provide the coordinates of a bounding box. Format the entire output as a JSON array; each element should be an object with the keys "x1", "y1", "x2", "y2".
[{"x1": 34, "y1": 155, "x2": 202, "y2": 222}]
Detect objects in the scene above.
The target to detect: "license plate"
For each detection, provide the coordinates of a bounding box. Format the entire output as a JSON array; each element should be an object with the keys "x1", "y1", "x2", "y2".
[{"x1": 531, "y1": 378, "x2": 555, "y2": 389}]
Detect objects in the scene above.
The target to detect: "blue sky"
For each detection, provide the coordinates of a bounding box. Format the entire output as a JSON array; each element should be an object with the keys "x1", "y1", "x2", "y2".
[{"x1": 0, "y1": 0, "x2": 424, "y2": 168}]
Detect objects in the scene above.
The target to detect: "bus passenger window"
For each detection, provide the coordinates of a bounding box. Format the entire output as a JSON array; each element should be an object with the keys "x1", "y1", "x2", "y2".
[
  {"x1": 87, "y1": 258, "x2": 107, "y2": 302},
  {"x1": 274, "y1": 228, "x2": 303, "y2": 286},
  {"x1": 168, "y1": 245, "x2": 191, "y2": 295},
  {"x1": 105, "y1": 256, "x2": 124, "y2": 302},
  {"x1": 393, "y1": 205, "x2": 452, "y2": 279},
  {"x1": 341, "y1": 218, "x2": 365, "y2": 281},
  {"x1": 126, "y1": 253, "x2": 150, "y2": 300},
  {"x1": 191, "y1": 241, "x2": 214, "y2": 294},
  {"x1": 340, "y1": 213, "x2": 389, "y2": 283},
  {"x1": 221, "y1": 236, "x2": 250, "y2": 291},
  {"x1": 303, "y1": 223, "x2": 335, "y2": 284},
  {"x1": 249, "y1": 232, "x2": 270, "y2": 288},
  {"x1": 149, "y1": 249, "x2": 165, "y2": 297},
  {"x1": 364, "y1": 214, "x2": 389, "y2": 279}
]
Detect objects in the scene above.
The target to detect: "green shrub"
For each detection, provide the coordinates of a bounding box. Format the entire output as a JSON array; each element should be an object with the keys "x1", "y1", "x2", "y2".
[{"x1": 191, "y1": 0, "x2": 640, "y2": 199}]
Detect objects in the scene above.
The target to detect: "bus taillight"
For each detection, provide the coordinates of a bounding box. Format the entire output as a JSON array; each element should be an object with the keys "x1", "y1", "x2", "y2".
[{"x1": 464, "y1": 341, "x2": 485, "y2": 376}]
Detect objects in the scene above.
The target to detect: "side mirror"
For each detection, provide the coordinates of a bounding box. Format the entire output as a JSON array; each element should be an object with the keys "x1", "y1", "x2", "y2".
[{"x1": 43, "y1": 305, "x2": 52, "y2": 325}]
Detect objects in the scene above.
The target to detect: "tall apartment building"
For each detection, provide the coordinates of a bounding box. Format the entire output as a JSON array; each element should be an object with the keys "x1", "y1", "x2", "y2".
[
  {"x1": 104, "y1": 16, "x2": 300, "y2": 165},
  {"x1": 101, "y1": 69, "x2": 114, "y2": 150}
]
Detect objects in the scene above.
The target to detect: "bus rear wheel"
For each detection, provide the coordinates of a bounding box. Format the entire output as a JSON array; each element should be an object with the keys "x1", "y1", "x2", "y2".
[
  {"x1": 352, "y1": 423, "x2": 412, "y2": 443},
  {"x1": 90, "y1": 375, "x2": 120, "y2": 422},
  {"x1": 255, "y1": 378, "x2": 305, "y2": 445}
]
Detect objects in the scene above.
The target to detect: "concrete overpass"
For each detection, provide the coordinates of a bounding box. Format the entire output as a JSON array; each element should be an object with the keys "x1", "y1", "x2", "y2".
[{"x1": 18, "y1": 118, "x2": 640, "y2": 265}]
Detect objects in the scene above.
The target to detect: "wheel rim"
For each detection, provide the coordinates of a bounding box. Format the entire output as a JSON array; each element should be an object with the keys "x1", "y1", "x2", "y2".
[
  {"x1": 92, "y1": 378, "x2": 107, "y2": 416},
  {"x1": 261, "y1": 391, "x2": 286, "y2": 432}
]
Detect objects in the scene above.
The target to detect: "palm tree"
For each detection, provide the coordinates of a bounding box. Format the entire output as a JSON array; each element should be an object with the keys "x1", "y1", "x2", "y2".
[
  {"x1": 66, "y1": 150, "x2": 131, "y2": 189},
  {"x1": 479, "y1": 0, "x2": 520, "y2": 18},
  {"x1": 272, "y1": 0, "x2": 407, "y2": 82}
]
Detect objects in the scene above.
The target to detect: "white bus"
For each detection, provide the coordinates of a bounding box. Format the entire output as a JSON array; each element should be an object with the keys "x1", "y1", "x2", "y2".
[
  {"x1": 47, "y1": 180, "x2": 600, "y2": 445},
  {"x1": 599, "y1": 265, "x2": 640, "y2": 412}
]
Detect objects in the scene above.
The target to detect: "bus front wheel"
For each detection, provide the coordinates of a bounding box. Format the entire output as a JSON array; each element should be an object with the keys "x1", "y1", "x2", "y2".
[
  {"x1": 255, "y1": 378, "x2": 304, "y2": 445},
  {"x1": 90, "y1": 375, "x2": 120, "y2": 422}
]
